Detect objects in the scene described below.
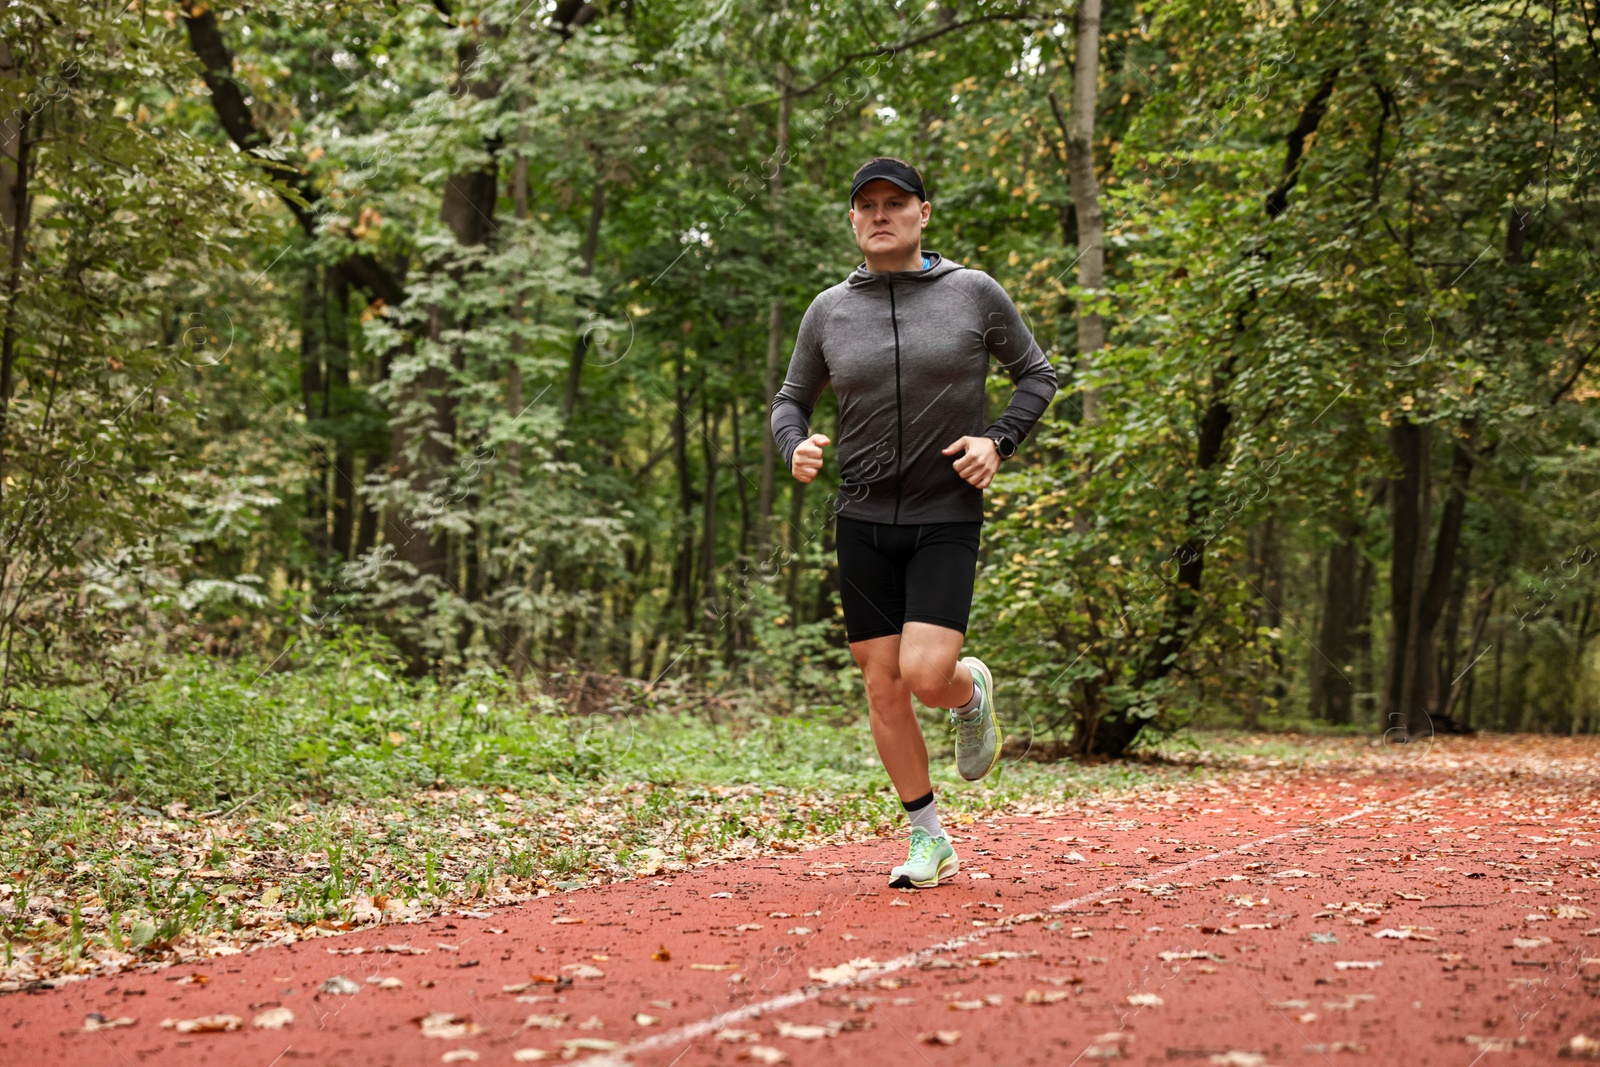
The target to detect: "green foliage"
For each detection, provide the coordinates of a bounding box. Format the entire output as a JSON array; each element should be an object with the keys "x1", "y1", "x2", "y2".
[
  {"x1": 0, "y1": 0, "x2": 1593, "y2": 754},
  {"x1": 0, "y1": 628, "x2": 614, "y2": 805}
]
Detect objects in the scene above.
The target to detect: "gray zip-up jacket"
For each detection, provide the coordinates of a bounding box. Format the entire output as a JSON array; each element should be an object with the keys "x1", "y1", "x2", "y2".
[{"x1": 770, "y1": 250, "x2": 1058, "y2": 524}]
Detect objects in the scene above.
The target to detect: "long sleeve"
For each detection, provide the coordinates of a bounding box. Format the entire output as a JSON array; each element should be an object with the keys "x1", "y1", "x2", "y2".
[
  {"x1": 769, "y1": 291, "x2": 835, "y2": 469},
  {"x1": 973, "y1": 272, "x2": 1059, "y2": 448}
]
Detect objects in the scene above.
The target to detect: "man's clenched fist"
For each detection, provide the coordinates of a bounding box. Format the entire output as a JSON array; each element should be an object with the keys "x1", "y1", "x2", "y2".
[{"x1": 791, "y1": 433, "x2": 830, "y2": 483}]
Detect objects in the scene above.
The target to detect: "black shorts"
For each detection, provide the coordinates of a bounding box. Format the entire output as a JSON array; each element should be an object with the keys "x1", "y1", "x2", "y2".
[{"x1": 835, "y1": 515, "x2": 982, "y2": 643}]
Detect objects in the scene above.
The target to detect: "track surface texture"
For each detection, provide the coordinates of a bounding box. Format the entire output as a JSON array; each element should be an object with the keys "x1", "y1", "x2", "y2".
[{"x1": 5, "y1": 737, "x2": 1600, "y2": 1066}]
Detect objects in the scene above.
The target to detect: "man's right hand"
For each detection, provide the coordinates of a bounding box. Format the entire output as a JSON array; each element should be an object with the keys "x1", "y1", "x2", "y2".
[{"x1": 790, "y1": 433, "x2": 830, "y2": 483}]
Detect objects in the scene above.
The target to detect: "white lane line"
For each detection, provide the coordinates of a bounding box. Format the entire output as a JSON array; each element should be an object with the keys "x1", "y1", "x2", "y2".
[{"x1": 577, "y1": 786, "x2": 1435, "y2": 1066}]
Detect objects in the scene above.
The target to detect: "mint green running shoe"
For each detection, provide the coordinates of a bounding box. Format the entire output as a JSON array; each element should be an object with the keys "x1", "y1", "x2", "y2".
[
  {"x1": 889, "y1": 827, "x2": 958, "y2": 889},
  {"x1": 951, "y1": 656, "x2": 1001, "y2": 781}
]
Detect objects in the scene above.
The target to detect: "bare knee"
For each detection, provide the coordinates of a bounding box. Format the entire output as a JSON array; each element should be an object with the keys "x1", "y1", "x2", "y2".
[{"x1": 900, "y1": 654, "x2": 955, "y2": 703}]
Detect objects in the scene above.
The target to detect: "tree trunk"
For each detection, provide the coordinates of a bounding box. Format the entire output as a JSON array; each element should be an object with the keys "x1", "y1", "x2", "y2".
[
  {"x1": 1354, "y1": 547, "x2": 1377, "y2": 721},
  {"x1": 1309, "y1": 516, "x2": 1359, "y2": 724},
  {"x1": 1415, "y1": 420, "x2": 1477, "y2": 730},
  {"x1": 0, "y1": 88, "x2": 29, "y2": 503},
  {"x1": 388, "y1": 29, "x2": 503, "y2": 673},
  {"x1": 1384, "y1": 417, "x2": 1430, "y2": 736},
  {"x1": 757, "y1": 61, "x2": 792, "y2": 557},
  {"x1": 1059, "y1": 0, "x2": 1103, "y2": 424},
  {"x1": 562, "y1": 169, "x2": 606, "y2": 422},
  {"x1": 301, "y1": 265, "x2": 329, "y2": 562},
  {"x1": 671, "y1": 349, "x2": 695, "y2": 625},
  {"x1": 327, "y1": 265, "x2": 356, "y2": 561},
  {"x1": 355, "y1": 449, "x2": 383, "y2": 558},
  {"x1": 699, "y1": 393, "x2": 720, "y2": 630}
]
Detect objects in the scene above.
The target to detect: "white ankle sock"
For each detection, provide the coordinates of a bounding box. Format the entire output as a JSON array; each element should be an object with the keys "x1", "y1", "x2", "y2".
[{"x1": 903, "y1": 791, "x2": 945, "y2": 839}]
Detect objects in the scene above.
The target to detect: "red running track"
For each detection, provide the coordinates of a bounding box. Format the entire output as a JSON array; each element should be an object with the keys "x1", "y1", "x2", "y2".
[{"x1": 5, "y1": 758, "x2": 1600, "y2": 1066}]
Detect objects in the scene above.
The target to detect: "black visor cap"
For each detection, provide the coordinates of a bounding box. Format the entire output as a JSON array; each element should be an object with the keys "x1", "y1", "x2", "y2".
[{"x1": 849, "y1": 160, "x2": 927, "y2": 206}]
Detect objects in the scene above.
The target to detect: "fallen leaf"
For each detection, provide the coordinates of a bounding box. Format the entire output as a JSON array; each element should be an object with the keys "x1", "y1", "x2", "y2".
[
  {"x1": 918, "y1": 1030, "x2": 961, "y2": 1045},
  {"x1": 1022, "y1": 989, "x2": 1072, "y2": 1004},
  {"x1": 161, "y1": 1015, "x2": 242, "y2": 1033},
  {"x1": 1208, "y1": 1054, "x2": 1268, "y2": 1066},
  {"x1": 890, "y1": 900, "x2": 911, "y2": 907},
  {"x1": 550, "y1": 916, "x2": 584, "y2": 925},
  {"x1": 715, "y1": 1028, "x2": 760, "y2": 1042},
  {"x1": 741, "y1": 1047, "x2": 787, "y2": 1064},
  {"x1": 1159, "y1": 950, "x2": 1225, "y2": 962},
  {"x1": 809, "y1": 958, "x2": 877, "y2": 984},
  {"x1": 522, "y1": 1014, "x2": 569, "y2": 1030},
  {"x1": 319, "y1": 975, "x2": 360, "y2": 995},
  {"x1": 441, "y1": 1052, "x2": 479, "y2": 1064},
  {"x1": 948, "y1": 1000, "x2": 986, "y2": 1010},
  {"x1": 1334, "y1": 961, "x2": 1382, "y2": 970},
  {"x1": 969, "y1": 873, "x2": 992, "y2": 880},
  {"x1": 372, "y1": 976, "x2": 404, "y2": 990},
  {"x1": 634, "y1": 1013, "x2": 659, "y2": 1026},
  {"x1": 82, "y1": 1014, "x2": 136, "y2": 1032},
  {"x1": 561, "y1": 1039, "x2": 621, "y2": 1054},
  {"x1": 775, "y1": 1021, "x2": 832, "y2": 1040},
  {"x1": 734, "y1": 923, "x2": 763, "y2": 931},
  {"x1": 1557, "y1": 906, "x2": 1593, "y2": 920},
  {"x1": 560, "y1": 964, "x2": 604, "y2": 979},
  {"x1": 652, "y1": 946, "x2": 672, "y2": 961},
  {"x1": 1563, "y1": 1034, "x2": 1600, "y2": 1059},
  {"x1": 691, "y1": 963, "x2": 737, "y2": 971},
  {"x1": 511, "y1": 1053, "x2": 551, "y2": 1064},
  {"x1": 252, "y1": 1007, "x2": 294, "y2": 1030},
  {"x1": 1465, "y1": 1035, "x2": 1527, "y2": 1052},
  {"x1": 1126, "y1": 993, "x2": 1163, "y2": 1007},
  {"x1": 420, "y1": 1012, "x2": 482, "y2": 1039}
]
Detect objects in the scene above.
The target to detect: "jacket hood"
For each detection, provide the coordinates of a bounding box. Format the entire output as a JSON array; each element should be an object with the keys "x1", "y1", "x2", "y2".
[{"x1": 845, "y1": 249, "x2": 964, "y2": 288}]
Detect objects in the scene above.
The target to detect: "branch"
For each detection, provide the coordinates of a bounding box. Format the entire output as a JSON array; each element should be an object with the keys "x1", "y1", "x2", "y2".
[
  {"x1": 785, "y1": 12, "x2": 1047, "y2": 101},
  {"x1": 1551, "y1": 337, "x2": 1600, "y2": 405},
  {"x1": 179, "y1": 3, "x2": 406, "y2": 305},
  {"x1": 1265, "y1": 68, "x2": 1339, "y2": 218},
  {"x1": 180, "y1": 3, "x2": 317, "y2": 234}
]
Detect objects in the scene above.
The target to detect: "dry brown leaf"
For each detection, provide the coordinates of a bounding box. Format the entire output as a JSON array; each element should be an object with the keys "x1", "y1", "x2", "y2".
[{"x1": 918, "y1": 1030, "x2": 961, "y2": 1045}]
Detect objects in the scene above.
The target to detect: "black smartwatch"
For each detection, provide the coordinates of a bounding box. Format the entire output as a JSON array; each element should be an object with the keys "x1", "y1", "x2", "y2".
[{"x1": 987, "y1": 433, "x2": 1017, "y2": 461}]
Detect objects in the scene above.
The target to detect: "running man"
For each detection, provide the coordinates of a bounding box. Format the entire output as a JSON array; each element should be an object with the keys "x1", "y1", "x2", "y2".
[{"x1": 770, "y1": 157, "x2": 1058, "y2": 888}]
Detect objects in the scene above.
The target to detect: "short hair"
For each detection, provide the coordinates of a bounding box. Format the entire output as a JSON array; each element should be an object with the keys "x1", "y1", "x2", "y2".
[{"x1": 851, "y1": 157, "x2": 927, "y2": 206}]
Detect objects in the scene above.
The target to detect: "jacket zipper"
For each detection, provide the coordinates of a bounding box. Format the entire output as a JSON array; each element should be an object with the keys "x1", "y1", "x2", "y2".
[{"x1": 888, "y1": 279, "x2": 903, "y2": 524}]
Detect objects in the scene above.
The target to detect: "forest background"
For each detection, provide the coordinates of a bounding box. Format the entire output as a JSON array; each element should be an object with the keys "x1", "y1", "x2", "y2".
[{"x1": 1, "y1": 0, "x2": 1598, "y2": 794}]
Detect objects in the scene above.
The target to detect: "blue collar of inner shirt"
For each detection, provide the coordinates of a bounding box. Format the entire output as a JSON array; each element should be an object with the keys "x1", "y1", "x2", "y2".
[{"x1": 921, "y1": 254, "x2": 931, "y2": 270}]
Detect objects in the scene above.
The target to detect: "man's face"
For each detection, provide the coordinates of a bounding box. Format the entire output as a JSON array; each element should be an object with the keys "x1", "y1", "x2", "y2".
[{"x1": 849, "y1": 178, "x2": 930, "y2": 259}]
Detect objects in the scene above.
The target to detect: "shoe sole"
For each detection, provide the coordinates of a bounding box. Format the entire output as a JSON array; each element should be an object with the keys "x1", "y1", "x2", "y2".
[
  {"x1": 958, "y1": 656, "x2": 1002, "y2": 782},
  {"x1": 888, "y1": 852, "x2": 959, "y2": 889}
]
